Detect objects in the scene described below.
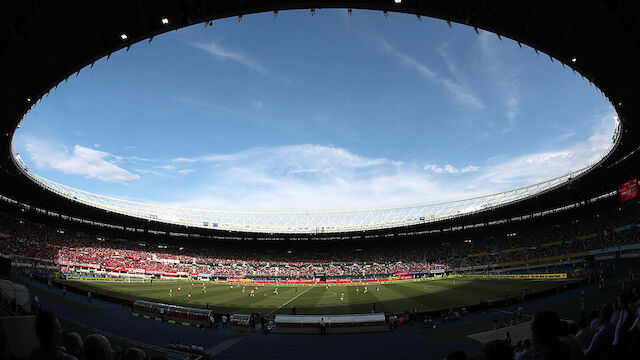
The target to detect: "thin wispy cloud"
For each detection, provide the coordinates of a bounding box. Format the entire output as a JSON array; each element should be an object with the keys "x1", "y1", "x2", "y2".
[
  {"x1": 125, "y1": 155, "x2": 159, "y2": 163},
  {"x1": 379, "y1": 39, "x2": 485, "y2": 110},
  {"x1": 478, "y1": 31, "x2": 521, "y2": 135},
  {"x1": 158, "y1": 164, "x2": 195, "y2": 176},
  {"x1": 190, "y1": 41, "x2": 267, "y2": 74},
  {"x1": 172, "y1": 157, "x2": 197, "y2": 163},
  {"x1": 177, "y1": 169, "x2": 195, "y2": 175},
  {"x1": 435, "y1": 44, "x2": 470, "y2": 92},
  {"x1": 424, "y1": 164, "x2": 479, "y2": 174},
  {"x1": 23, "y1": 137, "x2": 140, "y2": 183}
]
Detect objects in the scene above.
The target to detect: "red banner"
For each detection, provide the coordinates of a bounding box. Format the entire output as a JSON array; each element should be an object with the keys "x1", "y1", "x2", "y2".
[{"x1": 619, "y1": 179, "x2": 639, "y2": 202}]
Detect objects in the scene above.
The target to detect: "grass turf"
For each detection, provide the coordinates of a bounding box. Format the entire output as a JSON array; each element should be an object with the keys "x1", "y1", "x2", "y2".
[{"x1": 58, "y1": 278, "x2": 572, "y2": 316}]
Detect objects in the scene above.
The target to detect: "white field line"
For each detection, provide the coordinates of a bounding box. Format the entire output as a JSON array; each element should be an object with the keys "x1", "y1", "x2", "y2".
[
  {"x1": 494, "y1": 309, "x2": 513, "y2": 314},
  {"x1": 267, "y1": 286, "x2": 314, "y2": 316}
]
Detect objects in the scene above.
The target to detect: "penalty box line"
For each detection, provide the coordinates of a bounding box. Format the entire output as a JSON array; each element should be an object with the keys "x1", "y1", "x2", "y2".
[{"x1": 267, "y1": 286, "x2": 314, "y2": 316}]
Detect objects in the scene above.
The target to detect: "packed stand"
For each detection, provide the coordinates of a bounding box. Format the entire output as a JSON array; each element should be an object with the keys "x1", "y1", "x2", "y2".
[{"x1": 1, "y1": 199, "x2": 639, "y2": 278}]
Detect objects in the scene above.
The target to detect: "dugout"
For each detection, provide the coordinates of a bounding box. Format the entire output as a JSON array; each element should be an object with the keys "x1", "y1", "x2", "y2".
[
  {"x1": 230, "y1": 314, "x2": 251, "y2": 332},
  {"x1": 273, "y1": 313, "x2": 386, "y2": 334},
  {"x1": 0, "y1": 280, "x2": 31, "y2": 314},
  {"x1": 132, "y1": 300, "x2": 211, "y2": 326}
]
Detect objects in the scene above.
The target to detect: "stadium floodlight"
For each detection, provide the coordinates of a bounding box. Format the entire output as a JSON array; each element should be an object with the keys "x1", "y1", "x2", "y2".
[
  {"x1": 394, "y1": 0, "x2": 402, "y2": 4},
  {"x1": 120, "y1": 33, "x2": 128, "y2": 40},
  {"x1": 26, "y1": 97, "x2": 31, "y2": 102},
  {"x1": 571, "y1": 57, "x2": 577, "y2": 63},
  {"x1": 161, "y1": 17, "x2": 169, "y2": 25}
]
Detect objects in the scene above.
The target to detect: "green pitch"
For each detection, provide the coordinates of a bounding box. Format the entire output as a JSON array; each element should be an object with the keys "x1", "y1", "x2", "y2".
[{"x1": 59, "y1": 278, "x2": 573, "y2": 316}]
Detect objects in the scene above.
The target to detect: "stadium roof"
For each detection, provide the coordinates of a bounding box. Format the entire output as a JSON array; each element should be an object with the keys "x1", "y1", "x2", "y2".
[{"x1": 1, "y1": 0, "x2": 640, "y2": 237}]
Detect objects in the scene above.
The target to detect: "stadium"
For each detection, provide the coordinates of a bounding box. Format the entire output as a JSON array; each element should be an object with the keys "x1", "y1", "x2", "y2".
[{"x1": 1, "y1": 1, "x2": 640, "y2": 359}]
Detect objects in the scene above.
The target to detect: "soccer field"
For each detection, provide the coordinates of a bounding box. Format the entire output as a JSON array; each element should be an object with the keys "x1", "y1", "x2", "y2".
[{"x1": 58, "y1": 278, "x2": 574, "y2": 315}]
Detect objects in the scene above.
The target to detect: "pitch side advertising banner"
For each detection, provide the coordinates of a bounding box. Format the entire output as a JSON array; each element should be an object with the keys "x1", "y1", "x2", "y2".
[
  {"x1": 619, "y1": 179, "x2": 639, "y2": 202},
  {"x1": 66, "y1": 276, "x2": 124, "y2": 282},
  {"x1": 461, "y1": 273, "x2": 567, "y2": 280}
]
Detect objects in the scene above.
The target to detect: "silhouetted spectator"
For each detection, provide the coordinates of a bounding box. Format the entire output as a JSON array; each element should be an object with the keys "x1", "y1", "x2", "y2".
[
  {"x1": 529, "y1": 310, "x2": 571, "y2": 360},
  {"x1": 514, "y1": 339, "x2": 531, "y2": 360},
  {"x1": 610, "y1": 299, "x2": 621, "y2": 326},
  {"x1": 585, "y1": 305, "x2": 614, "y2": 359},
  {"x1": 29, "y1": 310, "x2": 77, "y2": 360},
  {"x1": 558, "y1": 321, "x2": 583, "y2": 360},
  {"x1": 575, "y1": 317, "x2": 593, "y2": 350},
  {"x1": 613, "y1": 292, "x2": 634, "y2": 347},
  {"x1": 446, "y1": 349, "x2": 467, "y2": 360},
  {"x1": 84, "y1": 334, "x2": 112, "y2": 360},
  {"x1": 483, "y1": 339, "x2": 513, "y2": 360},
  {"x1": 123, "y1": 347, "x2": 146, "y2": 360},
  {"x1": 568, "y1": 322, "x2": 578, "y2": 336},
  {"x1": 588, "y1": 310, "x2": 600, "y2": 332},
  {"x1": 64, "y1": 332, "x2": 84, "y2": 360}
]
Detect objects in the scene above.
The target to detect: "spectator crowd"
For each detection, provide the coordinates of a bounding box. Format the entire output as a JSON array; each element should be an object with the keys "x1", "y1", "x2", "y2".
[{"x1": 0, "y1": 199, "x2": 638, "y2": 279}]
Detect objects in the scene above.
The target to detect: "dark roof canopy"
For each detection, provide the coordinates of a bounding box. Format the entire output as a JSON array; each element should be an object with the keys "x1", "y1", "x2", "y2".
[{"x1": 1, "y1": 0, "x2": 639, "y2": 238}]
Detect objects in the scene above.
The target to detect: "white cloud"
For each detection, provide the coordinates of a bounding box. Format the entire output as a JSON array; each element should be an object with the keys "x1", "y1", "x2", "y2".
[
  {"x1": 177, "y1": 169, "x2": 195, "y2": 175},
  {"x1": 190, "y1": 41, "x2": 267, "y2": 74},
  {"x1": 424, "y1": 164, "x2": 479, "y2": 174},
  {"x1": 156, "y1": 164, "x2": 195, "y2": 176},
  {"x1": 477, "y1": 113, "x2": 616, "y2": 185},
  {"x1": 160, "y1": 112, "x2": 615, "y2": 211},
  {"x1": 379, "y1": 39, "x2": 485, "y2": 110},
  {"x1": 24, "y1": 137, "x2": 139, "y2": 183},
  {"x1": 158, "y1": 144, "x2": 462, "y2": 211},
  {"x1": 198, "y1": 144, "x2": 390, "y2": 172},
  {"x1": 134, "y1": 168, "x2": 165, "y2": 177},
  {"x1": 172, "y1": 157, "x2": 197, "y2": 163},
  {"x1": 155, "y1": 146, "x2": 479, "y2": 211},
  {"x1": 18, "y1": 112, "x2": 616, "y2": 211},
  {"x1": 126, "y1": 155, "x2": 158, "y2": 163}
]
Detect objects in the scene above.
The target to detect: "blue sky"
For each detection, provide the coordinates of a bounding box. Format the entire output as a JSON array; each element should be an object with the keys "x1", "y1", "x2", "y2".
[{"x1": 14, "y1": 10, "x2": 616, "y2": 211}]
